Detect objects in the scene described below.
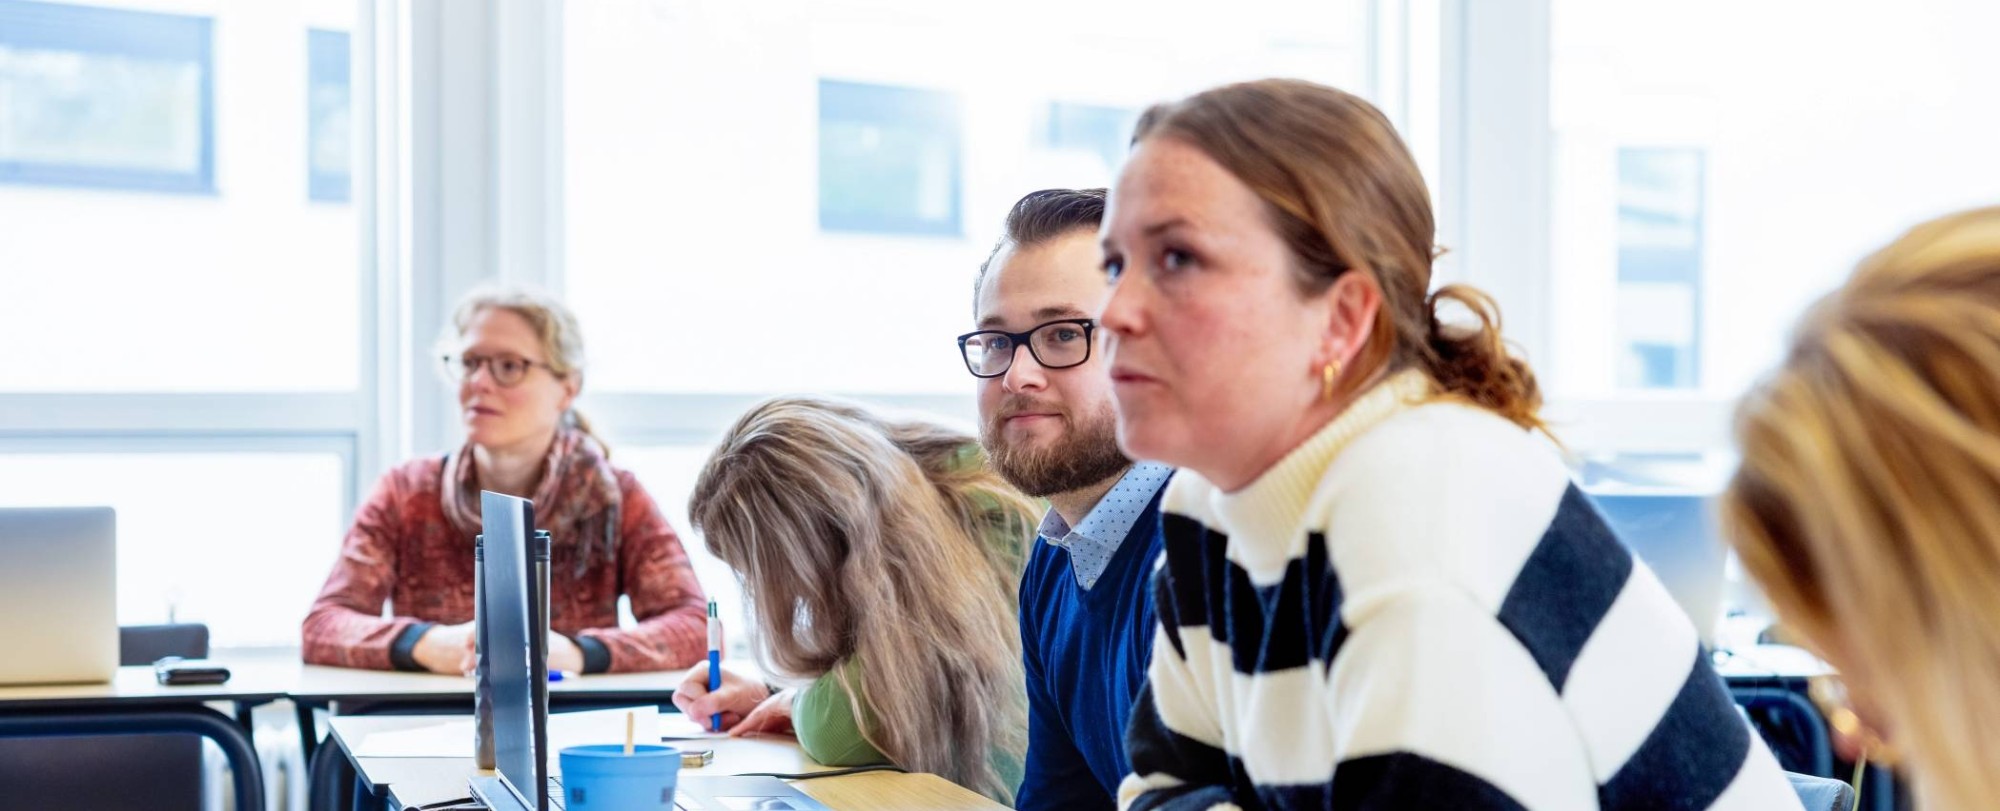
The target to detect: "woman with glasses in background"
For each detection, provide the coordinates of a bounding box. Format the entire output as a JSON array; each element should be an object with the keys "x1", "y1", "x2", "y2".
[
  {"x1": 1721, "y1": 207, "x2": 2000, "y2": 810},
  {"x1": 302, "y1": 285, "x2": 708, "y2": 675}
]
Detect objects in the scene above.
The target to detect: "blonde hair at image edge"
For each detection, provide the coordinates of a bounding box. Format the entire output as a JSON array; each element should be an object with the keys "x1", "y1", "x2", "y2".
[{"x1": 1720, "y1": 206, "x2": 2000, "y2": 810}]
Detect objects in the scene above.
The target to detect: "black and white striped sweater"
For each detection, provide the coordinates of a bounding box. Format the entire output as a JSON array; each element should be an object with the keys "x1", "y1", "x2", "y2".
[{"x1": 1118, "y1": 372, "x2": 1802, "y2": 811}]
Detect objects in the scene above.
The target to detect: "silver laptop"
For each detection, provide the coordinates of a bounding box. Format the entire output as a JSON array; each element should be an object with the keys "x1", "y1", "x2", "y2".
[
  {"x1": 0, "y1": 507, "x2": 118, "y2": 685},
  {"x1": 1589, "y1": 491, "x2": 1728, "y2": 644},
  {"x1": 469, "y1": 491, "x2": 832, "y2": 811}
]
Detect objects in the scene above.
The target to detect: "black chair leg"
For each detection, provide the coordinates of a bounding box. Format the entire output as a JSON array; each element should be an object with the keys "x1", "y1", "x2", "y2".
[{"x1": 308, "y1": 736, "x2": 357, "y2": 811}]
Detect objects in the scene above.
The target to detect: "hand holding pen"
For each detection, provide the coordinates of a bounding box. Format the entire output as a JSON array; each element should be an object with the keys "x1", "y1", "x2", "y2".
[
  {"x1": 671, "y1": 665, "x2": 796, "y2": 736},
  {"x1": 708, "y1": 599, "x2": 723, "y2": 731}
]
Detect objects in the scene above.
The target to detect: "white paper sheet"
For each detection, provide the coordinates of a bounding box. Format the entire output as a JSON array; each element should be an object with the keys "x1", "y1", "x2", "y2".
[{"x1": 658, "y1": 710, "x2": 728, "y2": 740}]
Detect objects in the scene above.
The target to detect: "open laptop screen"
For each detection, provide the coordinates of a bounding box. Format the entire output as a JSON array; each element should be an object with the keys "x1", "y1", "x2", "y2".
[
  {"x1": 480, "y1": 490, "x2": 541, "y2": 808},
  {"x1": 0, "y1": 507, "x2": 118, "y2": 686},
  {"x1": 1588, "y1": 491, "x2": 1727, "y2": 643}
]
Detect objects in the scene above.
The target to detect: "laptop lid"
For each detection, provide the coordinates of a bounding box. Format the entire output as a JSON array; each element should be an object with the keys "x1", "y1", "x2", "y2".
[
  {"x1": 1589, "y1": 491, "x2": 1728, "y2": 643},
  {"x1": 0, "y1": 507, "x2": 118, "y2": 686},
  {"x1": 479, "y1": 490, "x2": 548, "y2": 811}
]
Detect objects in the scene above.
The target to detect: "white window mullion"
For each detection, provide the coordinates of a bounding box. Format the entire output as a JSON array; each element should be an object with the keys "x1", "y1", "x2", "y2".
[
  {"x1": 0, "y1": 393, "x2": 360, "y2": 436},
  {"x1": 1450, "y1": 0, "x2": 1554, "y2": 371},
  {"x1": 494, "y1": 0, "x2": 567, "y2": 295},
  {"x1": 356, "y1": 0, "x2": 407, "y2": 484}
]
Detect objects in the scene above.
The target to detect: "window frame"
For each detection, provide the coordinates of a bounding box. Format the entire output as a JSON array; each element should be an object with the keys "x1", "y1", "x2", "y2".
[
  {"x1": 1446, "y1": 0, "x2": 1738, "y2": 460},
  {"x1": 0, "y1": 0, "x2": 405, "y2": 649}
]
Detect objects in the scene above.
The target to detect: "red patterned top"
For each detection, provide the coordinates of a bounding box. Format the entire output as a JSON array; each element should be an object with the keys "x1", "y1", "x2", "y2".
[{"x1": 302, "y1": 453, "x2": 708, "y2": 672}]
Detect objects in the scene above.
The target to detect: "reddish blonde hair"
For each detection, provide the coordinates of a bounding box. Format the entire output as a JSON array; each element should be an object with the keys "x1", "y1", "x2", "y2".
[{"x1": 1133, "y1": 78, "x2": 1542, "y2": 430}]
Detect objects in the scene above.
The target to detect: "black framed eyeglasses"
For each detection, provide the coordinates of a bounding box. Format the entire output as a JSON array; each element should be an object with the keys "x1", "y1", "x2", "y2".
[
  {"x1": 442, "y1": 352, "x2": 558, "y2": 388},
  {"x1": 956, "y1": 318, "x2": 1098, "y2": 379}
]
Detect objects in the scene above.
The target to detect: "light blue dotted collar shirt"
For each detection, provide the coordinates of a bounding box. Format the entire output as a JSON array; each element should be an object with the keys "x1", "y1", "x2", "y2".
[{"x1": 1035, "y1": 461, "x2": 1174, "y2": 590}]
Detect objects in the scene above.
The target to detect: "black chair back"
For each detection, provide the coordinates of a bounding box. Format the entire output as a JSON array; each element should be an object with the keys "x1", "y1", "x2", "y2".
[{"x1": 120, "y1": 623, "x2": 210, "y2": 665}]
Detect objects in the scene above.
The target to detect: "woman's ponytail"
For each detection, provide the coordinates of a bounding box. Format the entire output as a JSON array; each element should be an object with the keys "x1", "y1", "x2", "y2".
[{"x1": 1422, "y1": 284, "x2": 1545, "y2": 433}]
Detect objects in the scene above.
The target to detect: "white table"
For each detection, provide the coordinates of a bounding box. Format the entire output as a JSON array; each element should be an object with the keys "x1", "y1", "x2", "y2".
[{"x1": 330, "y1": 714, "x2": 1008, "y2": 811}]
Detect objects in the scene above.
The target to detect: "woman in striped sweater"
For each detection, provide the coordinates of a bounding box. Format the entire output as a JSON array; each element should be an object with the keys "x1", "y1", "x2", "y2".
[{"x1": 1097, "y1": 79, "x2": 1802, "y2": 810}]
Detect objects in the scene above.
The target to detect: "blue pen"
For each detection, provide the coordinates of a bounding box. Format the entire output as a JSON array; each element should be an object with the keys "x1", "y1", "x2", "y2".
[{"x1": 707, "y1": 599, "x2": 722, "y2": 731}]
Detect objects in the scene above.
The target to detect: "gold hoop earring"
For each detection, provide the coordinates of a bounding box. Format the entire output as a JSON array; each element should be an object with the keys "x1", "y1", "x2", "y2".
[{"x1": 1322, "y1": 361, "x2": 1342, "y2": 403}]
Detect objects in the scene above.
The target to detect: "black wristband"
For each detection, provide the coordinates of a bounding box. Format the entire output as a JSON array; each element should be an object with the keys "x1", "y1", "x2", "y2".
[
  {"x1": 389, "y1": 622, "x2": 434, "y2": 672},
  {"x1": 575, "y1": 635, "x2": 612, "y2": 674}
]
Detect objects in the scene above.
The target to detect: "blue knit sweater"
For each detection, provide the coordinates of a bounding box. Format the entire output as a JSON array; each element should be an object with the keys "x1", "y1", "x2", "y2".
[{"x1": 1016, "y1": 486, "x2": 1167, "y2": 811}]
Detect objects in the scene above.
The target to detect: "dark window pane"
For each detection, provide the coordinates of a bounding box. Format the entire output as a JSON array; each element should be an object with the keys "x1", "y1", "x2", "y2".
[
  {"x1": 1041, "y1": 102, "x2": 1137, "y2": 177},
  {"x1": 817, "y1": 79, "x2": 960, "y2": 236},
  {"x1": 0, "y1": 0, "x2": 215, "y2": 194},
  {"x1": 1615, "y1": 147, "x2": 1704, "y2": 389},
  {"x1": 307, "y1": 28, "x2": 350, "y2": 204}
]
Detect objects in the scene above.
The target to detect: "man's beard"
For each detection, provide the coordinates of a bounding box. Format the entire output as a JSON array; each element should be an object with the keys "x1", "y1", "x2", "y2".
[{"x1": 982, "y1": 398, "x2": 1132, "y2": 498}]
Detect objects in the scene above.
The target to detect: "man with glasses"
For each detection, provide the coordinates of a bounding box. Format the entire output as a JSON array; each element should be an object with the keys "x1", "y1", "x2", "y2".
[{"x1": 962, "y1": 188, "x2": 1171, "y2": 811}]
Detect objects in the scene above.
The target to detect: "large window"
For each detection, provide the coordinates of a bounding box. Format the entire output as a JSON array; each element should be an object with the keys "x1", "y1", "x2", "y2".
[
  {"x1": 1, "y1": 1, "x2": 360, "y2": 393},
  {"x1": 1527, "y1": 0, "x2": 2000, "y2": 496},
  {"x1": 1546, "y1": 0, "x2": 2000, "y2": 407},
  {"x1": 563, "y1": 0, "x2": 1376, "y2": 636},
  {"x1": 2, "y1": 0, "x2": 363, "y2": 649}
]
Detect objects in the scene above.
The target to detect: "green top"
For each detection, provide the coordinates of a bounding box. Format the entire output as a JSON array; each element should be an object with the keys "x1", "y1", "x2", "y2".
[
  {"x1": 792, "y1": 660, "x2": 892, "y2": 768},
  {"x1": 792, "y1": 659, "x2": 1025, "y2": 801}
]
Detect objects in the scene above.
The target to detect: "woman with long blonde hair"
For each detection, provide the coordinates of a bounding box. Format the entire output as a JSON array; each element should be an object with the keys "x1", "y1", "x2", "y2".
[
  {"x1": 671, "y1": 396, "x2": 1037, "y2": 803},
  {"x1": 1721, "y1": 206, "x2": 2000, "y2": 810}
]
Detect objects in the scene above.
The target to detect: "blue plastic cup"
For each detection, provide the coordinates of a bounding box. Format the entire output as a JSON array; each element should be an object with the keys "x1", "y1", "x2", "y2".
[{"x1": 559, "y1": 744, "x2": 681, "y2": 809}]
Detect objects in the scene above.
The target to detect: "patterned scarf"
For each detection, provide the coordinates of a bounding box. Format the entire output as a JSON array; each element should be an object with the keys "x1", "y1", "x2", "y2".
[{"x1": 439, "y1": 428, "x2": 624, "y2": 579}]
